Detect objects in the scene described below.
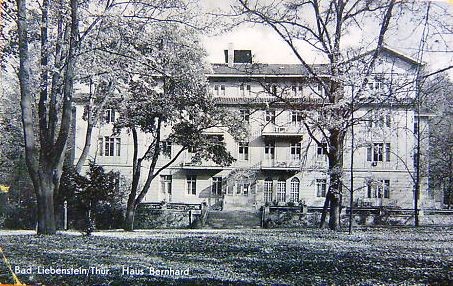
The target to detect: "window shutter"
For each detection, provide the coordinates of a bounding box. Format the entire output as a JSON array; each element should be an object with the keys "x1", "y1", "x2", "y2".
[
  {"x1": 367, "y1": 146, "x2": 372, "y2": 162},
  {"x1": 116, "y1": 138, "x2": 121, "y2": 156},
  {"x1": 384, "y1": 180, "x2": 390, "y2": 198},
  {"x1": 98, "y1": 137, "x2": 103, "y2": 156},
  {"x1": 385, "y1": 143, "x2": 391, "y2": 162}
]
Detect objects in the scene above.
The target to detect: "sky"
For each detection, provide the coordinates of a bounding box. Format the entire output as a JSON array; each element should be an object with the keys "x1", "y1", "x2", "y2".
[{"x1": 200, "y1": 1, "x2": 453, "y2": 77}]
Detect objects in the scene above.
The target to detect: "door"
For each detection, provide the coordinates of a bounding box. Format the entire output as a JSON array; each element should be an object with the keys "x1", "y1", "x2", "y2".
[{"x1": 160, "y1": 175, "x2": 172, "y2": 202}]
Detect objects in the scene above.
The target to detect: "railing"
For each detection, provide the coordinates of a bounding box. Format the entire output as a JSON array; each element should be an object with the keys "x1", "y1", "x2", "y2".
[
  {"x1": 181, "y1": 154, "x2": 224, "y2": 169},
  {"x1": 356, "y1": 199, "x2": 398, "y2": 208},
  {"x1": 139, "y1": 202, "x2": 202, "y2": 211},
  {"x1": 260, "y1": 160, "x2": 301, "y2": 170},
  {"x1": 261, "y1": 124, "x2": 304, "y2": 137}
]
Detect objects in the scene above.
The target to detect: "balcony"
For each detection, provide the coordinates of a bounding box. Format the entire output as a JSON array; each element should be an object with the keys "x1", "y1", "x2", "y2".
[
  {"x1": 202, "y1": 127, "x2": 225, "y2": 136},
  {"x1": 261, "y1": 124, "x2": 303, "y2": 139},
  {"x1": 181, "y1": 155, "x2": 225, "y2": 170},
  {"x1": 260, "y1": 160, "x2": 301, "y2": 171}
]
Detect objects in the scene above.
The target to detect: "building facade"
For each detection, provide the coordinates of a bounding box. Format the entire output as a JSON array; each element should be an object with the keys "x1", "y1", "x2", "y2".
[{"x1": 73, "y1": 47, "x2": 440, "y2": 212}]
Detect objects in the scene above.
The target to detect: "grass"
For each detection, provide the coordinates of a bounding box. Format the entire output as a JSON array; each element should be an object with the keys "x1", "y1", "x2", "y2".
[{"x1": 0, "y1": 227, "x2": 451, "y2": 285}]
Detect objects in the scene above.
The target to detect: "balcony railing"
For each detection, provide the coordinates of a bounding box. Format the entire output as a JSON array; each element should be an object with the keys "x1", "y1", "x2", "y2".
[
  {"x1": 181, "y1": 155, "x2": 224, "y2": 169},
  {"x1": 261, "y1": 124, "x2": 304, "y2": 138},
  {"x1": 260, "y1": 160, "x2": 301, "y2": 171}
]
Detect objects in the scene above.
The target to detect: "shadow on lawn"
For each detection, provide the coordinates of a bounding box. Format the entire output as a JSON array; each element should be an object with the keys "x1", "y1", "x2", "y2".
[{"x1": 0, "y1": 227, "x2": 451, "y2": 285}]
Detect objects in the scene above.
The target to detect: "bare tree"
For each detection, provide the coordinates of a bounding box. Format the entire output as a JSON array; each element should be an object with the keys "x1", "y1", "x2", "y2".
[
  {"x1": 16, "y1": 0, "x2": 80, "y2": 234},
  {"x1": 232, "y1": 0, "x2": 401, "y2": 230},
  {"x1": 13, "y1": 0, "x2": 202, "y2": 234}
]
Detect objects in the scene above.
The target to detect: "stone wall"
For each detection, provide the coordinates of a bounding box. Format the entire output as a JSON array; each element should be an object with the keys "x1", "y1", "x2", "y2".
[
  {"x1": 263, "y1": 207, "x2": 453, "y2": 228},
  {"x1": 134, "y1": 209, "x2": 191, "y2": 229}
]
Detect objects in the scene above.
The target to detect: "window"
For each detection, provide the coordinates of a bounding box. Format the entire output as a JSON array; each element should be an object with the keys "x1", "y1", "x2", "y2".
[
  {"x1": 240, "y1": 109, "x2": 250, "y2": 123},
  {"x1": 233, "y1": 50, "x2": 252, "y2": 63},
  {"x1": 316, "y1": 179, "x2": 327, "y2": 197},
  {"x1": 373, "y1": 143, "x2": 383, "y2": 162},
  {"x1": 212, "y1": 177, "x2": 222, "y2": 195},
  {"x1": 264, "y1": 141, "x2": 275, "y2": 160},
  {"x1": 291, "y1": 111, "x2": 303, "y2": 125},
  {"x1": 227, "y1": 184, "x2": 234, "y2": 195},
  {"x1": 290, "y1": 178, "x2": 300, "y2": 202},
  {"x1": 160, "y1": 141, "x2": 172, "y2": 158},
  {"x1": 367, "y1": 179, "x2": 390, "y2": 199},
  {"x1": 317, "y1": 142, "x2": 327, "y2": 156},
  {"x1": 414, "y1": 121, "x2": 419, "y2": 135},
  {"x1": 240, "y1": 84, "x2": 251, "y2": 95},
  {"x1": 160, "y1": 175, "x2": 172, "y2": 196},
  {"x1": 377, "y1": 115, "x2": 385, "y2": 128},
  {"x1": 367, "y1": 143, "x2": 391, "y2": 162},
  {"x1": 290, "y1": 142, "x2": 302, "y2": 161},
  {"x1": 214, "y1": 84, "x2": 226, "y2": 96},
  {"x1": 385, "y1": 143, "x2": 391, "y2": 162},
  {"x1": 272, "y1": 85, "x2": 277, "y2": 96},
  {"x1": 243, "y1": 184, "x2": 249, "y2": 196},
  {"x1": 367, "y1": 79, "x2": 384, "y2": 91},
  {"x1": 186, "y1": 175, "x2": 197, "y2": 195},
  {"x1": 265, "y1": 110, "x2": 275, "y2": 124},
  {"x1": 187, "y1": 145, "x2": 196, "y2": 154},
  {"x1": 238, "y1": 182, "x2": 249, "y2": 196},
  {"x1": 104, "y1": 109, "x2": 116, "y2": 124},
  {"x1": 368, "y1": 111, "x2": 391, "y2": 128},
  {"x1": 277, "y1": 180, "x2": 286, "y2": 202},
  {"x1": 99, "y1": 136, "x2": 121, "y2": 156},
  {"x1": 291, "y1": 85, "x2": 303, "y2": 96},
  {"x1": 238, "y1": 142, "x2": 249, "y2": 160},
  {"x1": 314, "y1": 83, "x2": 325, "y2": 96},
  {"x1": 264, "y1": 178, "x2": 273, "y2": 203}
]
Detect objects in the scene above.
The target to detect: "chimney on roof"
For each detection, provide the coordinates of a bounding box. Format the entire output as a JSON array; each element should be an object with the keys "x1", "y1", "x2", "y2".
[{"x1": 224, "y1": 43, "x2": 235, "y2": 67}]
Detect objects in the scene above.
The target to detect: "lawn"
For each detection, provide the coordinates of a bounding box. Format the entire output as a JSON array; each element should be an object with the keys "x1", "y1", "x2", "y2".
[{"x1": 0, "y1": 227, "x2": 451, "y2": 285}]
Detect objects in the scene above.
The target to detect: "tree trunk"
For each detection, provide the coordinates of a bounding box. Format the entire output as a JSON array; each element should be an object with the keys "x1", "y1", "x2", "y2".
[
  {"x1": 325, "y1": 130, "x2": 345, "y2": 231},
  {"x1": 36, "y1": 174, "x2": 56, "y2": 234},
  {"x1": 328, "y1": 193, "x2": 340, "y2": 230},
  {"x1": 319, "y1": 195, "x2": 330, "y2": 228},
  {"x1": 124, "y1": 205, "x2": 136, "y2": 231},
  {"x1": 76, "y1": 122, "x2": 94, "y2": 173},
  {"x1": 16, "y1": 0, "x2": 79, "y2": 235}
]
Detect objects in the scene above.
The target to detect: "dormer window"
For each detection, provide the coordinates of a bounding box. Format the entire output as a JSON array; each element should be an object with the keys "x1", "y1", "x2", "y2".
[
  {"x1": 224, "y1": 49, "x2": 252, "y2": 64},
  {"x1": 368, "y1": 81, "x2": 383, "y2": 90},
  {"x1": 367, "y1": 76, "x2": 385, "y2": 91}
]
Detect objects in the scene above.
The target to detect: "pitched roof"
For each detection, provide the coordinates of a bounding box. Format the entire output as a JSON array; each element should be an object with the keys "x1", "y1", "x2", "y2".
[
  {"x1": 209, "y1": 46, "x2": 421, "y2": 78},
  {"x1": 209, "y1": 63, "x2": 328, "y2": 77},
  {"x1": 380, "y1": 46, "x2": 423, "y2": 66}
]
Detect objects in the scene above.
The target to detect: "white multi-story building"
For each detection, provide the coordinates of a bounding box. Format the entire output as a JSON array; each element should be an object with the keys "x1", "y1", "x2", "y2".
[{"x1": 72, "y1": 46, "x2": 438, "y2": 212}]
